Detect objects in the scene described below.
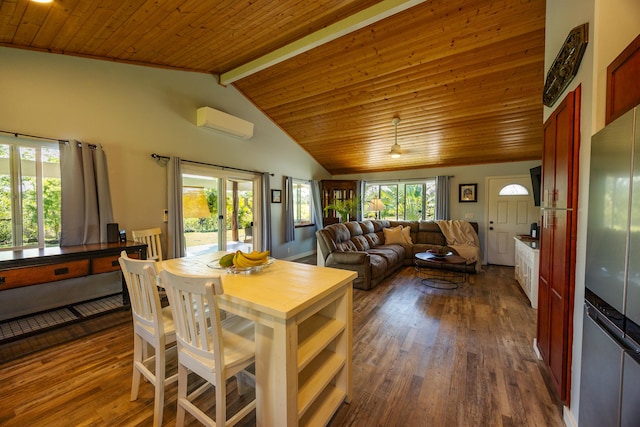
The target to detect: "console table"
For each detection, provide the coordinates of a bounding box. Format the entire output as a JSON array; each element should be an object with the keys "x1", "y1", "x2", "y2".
[
  {"x1": 0, "y1": 241, "x2": 147, "y2": 319},
  {"x1": 514, "y1": 236, "x2": 539, "y2": 308}
]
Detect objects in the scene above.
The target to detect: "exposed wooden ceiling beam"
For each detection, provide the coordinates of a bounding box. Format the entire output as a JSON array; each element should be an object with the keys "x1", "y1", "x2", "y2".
[{"x1": 219, "y1": 0, "x2": 425, "y2": 85}]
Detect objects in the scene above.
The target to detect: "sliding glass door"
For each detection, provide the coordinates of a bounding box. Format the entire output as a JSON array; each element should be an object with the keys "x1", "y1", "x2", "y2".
[{"x1": 181, "y1": 164, "x2": 260, "y2": 256}]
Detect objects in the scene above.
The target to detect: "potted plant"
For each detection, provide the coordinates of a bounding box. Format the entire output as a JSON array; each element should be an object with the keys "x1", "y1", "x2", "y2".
[
  {"x1": 323, "y1": 195, "x2": 361, "y2": 222},
  {"x1": 238, "y1": 207, "x2": 253, "y2": 241}
]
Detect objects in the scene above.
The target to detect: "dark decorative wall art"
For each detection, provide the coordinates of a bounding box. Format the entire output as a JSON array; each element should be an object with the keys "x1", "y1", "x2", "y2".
[
  {"x1": 543, "y1": 23, "x2": 589, "y2": 107},
  {"x1": 459, "y1": 184, "x2": 477, "y2": 203}
]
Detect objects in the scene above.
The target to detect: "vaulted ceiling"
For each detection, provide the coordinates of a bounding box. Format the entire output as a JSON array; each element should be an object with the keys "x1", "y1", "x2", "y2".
[{"x1": 0, "y1": 0, "x2": 546, "y2": 175}]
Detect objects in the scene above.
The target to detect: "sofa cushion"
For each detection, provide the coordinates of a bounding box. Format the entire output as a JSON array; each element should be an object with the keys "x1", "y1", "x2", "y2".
[
  {"x1": 336, "y1": 239, "x2": 358, "y2": 251},
  {"x1": 351, "y1": 235, "x2": 371, "y2": 251},
  {"x1": 386, "y1": 244, "x2": 407, "y2": 259},
  {"x1": 360, "y1": 220, "x2": 376, "y2": 234},
  {"x1": 345, "y1": 221, "x2": 363, "y2": 237},
  {"x1": 414, "y1": 221, "x2": 447, "y2": 245},
  {"x1": 383, "y1": 226, "x2": 407, "y2": 245},
  {"x1": 368, "y1": 245, "x2": 405, "y2": 267},
  {"x1": 328, "y1": 223, "x2": 351, "y2": 244},
  {"x1": 365, "y1": 232, "x2": 384, "y2": 247},
  {"x1": 368, "y1": 253, "x2": 389, "y2": 279}
]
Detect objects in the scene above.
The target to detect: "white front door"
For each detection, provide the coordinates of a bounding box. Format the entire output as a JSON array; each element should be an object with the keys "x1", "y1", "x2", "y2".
[{"x1": 486, "y1": 175, "x2": 540, "y2": 266}]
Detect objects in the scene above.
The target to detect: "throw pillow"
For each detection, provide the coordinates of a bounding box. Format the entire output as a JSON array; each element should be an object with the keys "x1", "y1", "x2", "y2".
[
  {"x1": 401, "y1": 225, "x2": 413, "y2": 244},
  {"x1": 383, "y1": 226, "x2": 408, "y2": 245}
]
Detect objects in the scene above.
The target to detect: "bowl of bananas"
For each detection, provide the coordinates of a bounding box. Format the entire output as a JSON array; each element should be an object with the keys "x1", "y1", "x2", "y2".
[{"x1": 208, "y1": 250, "x2": 274, "y2": 274}]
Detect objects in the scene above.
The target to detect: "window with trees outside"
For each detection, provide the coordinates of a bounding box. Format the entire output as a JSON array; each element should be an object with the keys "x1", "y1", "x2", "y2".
[
  {"x1": 364, "y1": 179, "x2": 436, "y2": 220},
  {"x1": 0, "y1": 138, "x2": 61, "y2": 250},
  {"x1": 293, "y1": 179, "x2": 314, "y2": 226}
]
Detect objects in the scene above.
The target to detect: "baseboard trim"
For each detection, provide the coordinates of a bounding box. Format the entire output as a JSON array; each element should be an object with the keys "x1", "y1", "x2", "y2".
[
  {"x1": 563, "y1": 405, "x2": 577, "y2": 427},
  {"x1": 283, "y1": 249, "x2": 316, "y2": 262},
  {"x1": 532, "y1": 338, "x2": 542, "y2": 360}
]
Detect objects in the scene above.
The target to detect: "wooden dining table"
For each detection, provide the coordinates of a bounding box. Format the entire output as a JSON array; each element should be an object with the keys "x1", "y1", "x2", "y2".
[{"x1": 162, "y1": 253, "x2": 357, "y2": 426}]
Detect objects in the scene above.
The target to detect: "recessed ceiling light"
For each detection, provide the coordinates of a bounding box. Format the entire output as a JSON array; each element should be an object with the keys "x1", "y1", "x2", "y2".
[{"x1": 31, "y1": 0, "x2": 53, "y2": 3}]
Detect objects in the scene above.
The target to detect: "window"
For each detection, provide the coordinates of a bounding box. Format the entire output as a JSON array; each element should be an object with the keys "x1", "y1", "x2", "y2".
[
  {"x1": 0, "y1": 137, "x2": 61, "y2": 250},
  {"x1": 293, "y1": 179, "x2": 313, "y2": 226},
  {"x1": 364, "y1": 179, "x2": 436, "y2": 220},
  {"x1": 499, "y1": 184, "x2": 529, "y2": 196}
]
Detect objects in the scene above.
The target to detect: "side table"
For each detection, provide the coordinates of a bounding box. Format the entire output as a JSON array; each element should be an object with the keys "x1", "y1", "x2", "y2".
[{"x1": 414, "y1": 252, "x2": 467, "y2": 289}]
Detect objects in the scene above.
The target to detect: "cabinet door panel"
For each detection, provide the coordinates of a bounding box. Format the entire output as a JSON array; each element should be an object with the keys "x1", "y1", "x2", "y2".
[
  {"x1": 550, "y1": 210, "x2": 568, "y2": 298},
  {"x1": 553, "y1": 102, "x2": 575, "y2": 208},
  {"x1": 537, "y1": 87, "x2": 579, "y2": 403},
  {"x1": 542, "y1": 117, "x2": 557, "y2": 208},
  {"x1": 537, "y1": 275, "x2": 551, "y2": 360}
]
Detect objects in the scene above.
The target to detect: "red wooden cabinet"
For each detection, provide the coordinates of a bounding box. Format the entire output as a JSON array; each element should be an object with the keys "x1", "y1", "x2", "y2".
[{"x1": 537, "y1": 86, "x2": 580, "y2": 404}]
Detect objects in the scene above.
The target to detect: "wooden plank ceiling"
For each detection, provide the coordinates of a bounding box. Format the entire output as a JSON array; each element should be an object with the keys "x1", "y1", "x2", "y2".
[{"x1": 0, "y1": 0, "x2": 546, "y2": 175}]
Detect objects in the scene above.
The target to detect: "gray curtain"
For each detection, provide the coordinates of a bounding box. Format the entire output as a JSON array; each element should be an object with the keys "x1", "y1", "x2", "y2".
[
  {"x1": 311, "y1": 180, "x2": 323, "y2": 230},
  {"x1": 59, "y1": 140, "x2": 113, "y2": 246},
  {"x1": 284, "y1": 176, "x2": 295, "y2": 242},
  {"x1": 261, "y1": 172, "x2": 272, "y2": 251},
  {"x1": 435, "y1": 175, "x2": 450, "y2": 220},
  {"x1": 167, "y1": 156, "x2": 185, "y2": 259}
]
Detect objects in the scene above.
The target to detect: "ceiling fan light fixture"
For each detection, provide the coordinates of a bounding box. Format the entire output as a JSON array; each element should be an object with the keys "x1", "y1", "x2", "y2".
[
  {"x1": 389, "y1": 117, "x2": 402, "y2": 158},
  {"x1": 390, "y1": 143, "x2": 402, "y2": 158}
]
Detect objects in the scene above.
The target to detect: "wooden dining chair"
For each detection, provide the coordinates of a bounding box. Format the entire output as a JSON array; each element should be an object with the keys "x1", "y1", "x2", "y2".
[
  {"x1": 159, "y1": 268, "x2": 256, "y2": 427},
  {"x1": 119, "y1": 251, "x2": 177, "y2": 427},
  {"x1": 132, "y1": 227, "x2": 163, "y2": 262}
]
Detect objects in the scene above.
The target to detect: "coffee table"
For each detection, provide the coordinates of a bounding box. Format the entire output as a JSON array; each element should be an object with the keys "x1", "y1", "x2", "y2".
[{"x1": 414, "y1": 251, "x2": 467, "y2": 289}]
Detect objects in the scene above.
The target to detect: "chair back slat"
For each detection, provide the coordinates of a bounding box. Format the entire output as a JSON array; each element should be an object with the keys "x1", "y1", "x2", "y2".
[
  {"x1": 132, "y1": 227, "x2": 163, "y2": 262},
  {"x1": 119, "y1": 251, "x2": 164, "y2": 336},
  {"x1": 160, "y1": 269, "x2": 225, "y2": 366}
]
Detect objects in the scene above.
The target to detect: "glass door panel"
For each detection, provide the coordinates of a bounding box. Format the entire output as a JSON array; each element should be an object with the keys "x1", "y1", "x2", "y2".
[
  {"x1": 225, "y1": 178, "x2": 254, "y2": 253},
  {"x1": 182, "y1": 166, "x2": 258, "y2": 256},
  {"x1": 182, "y1": 173, "x2": 219, "y2": 256}
]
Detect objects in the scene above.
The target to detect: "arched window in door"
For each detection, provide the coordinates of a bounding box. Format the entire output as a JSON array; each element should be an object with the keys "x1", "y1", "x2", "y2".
[{"x1": 498, "y1": 184, "x2": 529, "y2": 196}]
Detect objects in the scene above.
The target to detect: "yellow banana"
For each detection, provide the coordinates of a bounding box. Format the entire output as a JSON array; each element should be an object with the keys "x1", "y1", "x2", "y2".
[
  {"x1": 241, "y1": 255, "x2": 268, "y2": 267},
  {"x1": 234, "y1": 251, "x2": 268, "y2": 268},
  {"x1": 241, "y1": 250, "x2": 270, "y2": 260}
]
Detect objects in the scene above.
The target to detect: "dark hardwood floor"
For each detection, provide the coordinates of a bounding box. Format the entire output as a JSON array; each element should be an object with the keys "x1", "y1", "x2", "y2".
[{"x1": 0, "y1": 263, "x2": 564, "y2": 426}]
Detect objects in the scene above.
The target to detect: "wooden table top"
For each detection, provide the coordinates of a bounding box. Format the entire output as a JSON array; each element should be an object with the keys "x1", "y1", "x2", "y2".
[
  {"x1": 162, "y1": 252, "x2": 356, "y2": 320},
  {"x1": 414, "y1": 251, "x2": 466, "y2": 265}
]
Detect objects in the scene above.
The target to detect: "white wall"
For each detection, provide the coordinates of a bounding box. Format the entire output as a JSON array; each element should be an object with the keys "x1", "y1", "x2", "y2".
[
  {"x1": 543, "y1": 1, "x2": 640, "y2": 425},
  {"x1": 0, "y1": 47, "x2": 331, "y2": 259}
]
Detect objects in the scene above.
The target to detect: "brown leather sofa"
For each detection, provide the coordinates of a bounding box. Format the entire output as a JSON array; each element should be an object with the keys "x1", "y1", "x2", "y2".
[{"x1": 316, "y1": 219, "x2": 479, "y2": 290}]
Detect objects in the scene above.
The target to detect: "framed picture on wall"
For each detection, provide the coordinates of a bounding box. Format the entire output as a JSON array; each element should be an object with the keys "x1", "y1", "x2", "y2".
[
  {"x1": 459, "y1": 183, "x2": 477, "y2": 203},
  {"x1": 271, "y1": 189, "x2": 282, "y2": 203}
]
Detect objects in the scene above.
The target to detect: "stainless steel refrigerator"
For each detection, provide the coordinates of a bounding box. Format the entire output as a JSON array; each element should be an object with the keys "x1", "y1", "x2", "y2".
[{"x1": 581, "y1": 104, "x2": 640, "y2": 426}]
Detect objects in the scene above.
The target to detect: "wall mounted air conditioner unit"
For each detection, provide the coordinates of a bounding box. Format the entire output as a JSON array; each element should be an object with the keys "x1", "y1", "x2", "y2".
[{"x1": 196, "y1": 107, "x2": 254, "y2": 140}]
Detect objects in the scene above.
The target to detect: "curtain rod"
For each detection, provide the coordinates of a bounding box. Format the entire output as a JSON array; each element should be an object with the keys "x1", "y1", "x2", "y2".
[
  {"x1": 151, "y1": 153, "x2": 274, "y2": 176},
  {"x1": 0, "y1": 129, "x2": 69, "y2": 143},
  {"x1": 364, "y1": 175, "x2": 453, "y2": 184}
]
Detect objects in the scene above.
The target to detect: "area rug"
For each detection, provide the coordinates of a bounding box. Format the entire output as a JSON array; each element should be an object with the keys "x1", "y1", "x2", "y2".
[{"x1": 0, "y1": 300, "x2": 131, "y2": 364}]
